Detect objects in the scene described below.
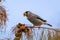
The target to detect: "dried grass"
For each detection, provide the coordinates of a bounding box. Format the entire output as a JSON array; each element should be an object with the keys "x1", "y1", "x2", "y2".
[
  {"x1": 48, "y1": 28, "x2": 60, "y2": 40},
  {"x1": 13, "y1": 23, "x2": 32, "y2": 40},
  {"x1": 40, "y1": 29, "x2": 44, "y2": 40},
  {"x1": 13, "y1": 23, "x2": 60, "y2": 40},
  {"x1": 0, "y1": 6, "x2": 7, "y2": 33},
  {"x1": 0, "y1": 6, "x2": 7, "y2": 26}
]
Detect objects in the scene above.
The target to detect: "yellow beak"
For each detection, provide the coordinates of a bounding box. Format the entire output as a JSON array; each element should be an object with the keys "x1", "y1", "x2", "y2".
[{"x1": 23, "y1": 13, "x2": 27, "y2": 16}]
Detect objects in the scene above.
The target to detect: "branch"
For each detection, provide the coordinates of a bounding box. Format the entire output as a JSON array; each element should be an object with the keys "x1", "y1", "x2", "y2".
[{"x1": 27, "y1": 26, "x2": 60, "y2": 32}]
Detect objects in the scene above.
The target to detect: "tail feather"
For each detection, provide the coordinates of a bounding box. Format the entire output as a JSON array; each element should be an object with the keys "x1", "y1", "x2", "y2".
[{"x1": 44, "y1": 23, "x2": 52, "y2": 27}]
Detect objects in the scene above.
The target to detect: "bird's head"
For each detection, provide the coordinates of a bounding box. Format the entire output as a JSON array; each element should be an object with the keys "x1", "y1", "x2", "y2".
[{"x1": 23, "y1": 11, "x2": 30, "y2": 17}]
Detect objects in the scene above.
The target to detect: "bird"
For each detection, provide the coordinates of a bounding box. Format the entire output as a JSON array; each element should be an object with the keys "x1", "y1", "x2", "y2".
[{"x1": 23, "y1": 11, "x2": 52, "y2": 27}]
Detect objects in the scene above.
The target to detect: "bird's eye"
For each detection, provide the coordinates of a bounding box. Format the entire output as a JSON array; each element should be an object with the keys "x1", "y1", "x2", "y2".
[
  {"x1": 25, "y1": 12, "x2": 28, "y2": 13},
  {"x1": 25, "y1": 11, "x2": 29, "y2": 13}
]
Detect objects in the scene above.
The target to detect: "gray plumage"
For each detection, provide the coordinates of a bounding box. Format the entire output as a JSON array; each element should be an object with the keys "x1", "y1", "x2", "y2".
[{"x1": 23, "y1": 11, "x2": 52, "y2": 27}]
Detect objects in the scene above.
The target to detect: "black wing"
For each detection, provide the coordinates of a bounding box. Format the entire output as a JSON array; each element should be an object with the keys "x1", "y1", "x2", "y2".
[{"x1": 36, "y1": 17, "x2": 47, "y2": 22}]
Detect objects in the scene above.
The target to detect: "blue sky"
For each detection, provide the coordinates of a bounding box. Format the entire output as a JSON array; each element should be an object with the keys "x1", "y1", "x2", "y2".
[
  {"x1": 0, "y1": 0, "x2": 60, "y2": 39},
  {"x1": 3, "y1": 0, "x2": 60, "y2": 28},
  {"x1": 1, "y1": 0, "x2": 60, "y2": 31}
]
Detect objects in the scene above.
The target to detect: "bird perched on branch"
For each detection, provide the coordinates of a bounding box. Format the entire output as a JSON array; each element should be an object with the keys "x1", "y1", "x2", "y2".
[{"x1": 23, "y1": 11, "x2": 52, "y2": 27}]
